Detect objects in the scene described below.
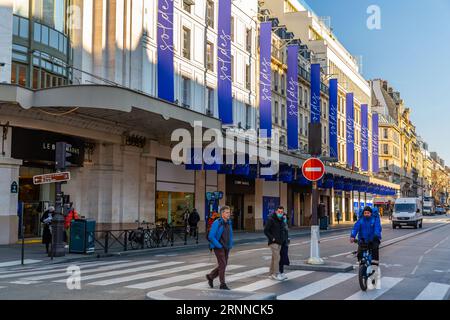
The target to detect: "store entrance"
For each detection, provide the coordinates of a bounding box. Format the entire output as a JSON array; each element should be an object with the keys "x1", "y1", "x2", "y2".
[
  {"x1": 226, "y1": 194, "x2": 244, "y2": 231},
  {"x1": 19, "y1": 167, "x2": 55, "y2": 238}
]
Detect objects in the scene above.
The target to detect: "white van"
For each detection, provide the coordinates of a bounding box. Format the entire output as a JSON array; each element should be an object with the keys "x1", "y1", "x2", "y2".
[{"x1": 392, "y1": 198, "x2": 423, "y2": 229}]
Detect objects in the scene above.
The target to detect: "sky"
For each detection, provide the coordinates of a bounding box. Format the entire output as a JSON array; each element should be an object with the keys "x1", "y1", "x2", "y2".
[{"x1": 303, "y1": 0, "x2": 450, "y2": 165}]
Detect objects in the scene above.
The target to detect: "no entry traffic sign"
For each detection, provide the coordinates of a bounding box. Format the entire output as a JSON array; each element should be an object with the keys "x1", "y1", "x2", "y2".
[{"x1": 302, "y1": 158, "x2": 325, "y2": 182}]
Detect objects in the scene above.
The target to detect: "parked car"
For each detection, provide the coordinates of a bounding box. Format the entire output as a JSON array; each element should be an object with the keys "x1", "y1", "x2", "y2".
[
  {"x1": 392, "y1": 198, "x2": 423, "y2": 229},
  {"x1": 435, "y1": 206, "x2": 446, "y2": 215}
]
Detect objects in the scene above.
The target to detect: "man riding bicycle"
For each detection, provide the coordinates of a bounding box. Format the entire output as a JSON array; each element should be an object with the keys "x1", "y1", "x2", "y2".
[{"x1": 350, "y1": 206, "x2": 382, "y2": 268}]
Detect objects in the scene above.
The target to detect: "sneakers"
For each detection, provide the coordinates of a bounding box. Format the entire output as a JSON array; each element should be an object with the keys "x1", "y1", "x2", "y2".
[
  {"x1": 271, "y1": 273, "x2": 284, "y2": 281},
  {"x1": 206, "y1": 275, "x2": 213, "y2": 289},
  {"x1": 220, "y1": 283, "x2": 231, "y2": 290},
  {"x1": 280, "y1": 273, "x2": 288, "y2": 280}
]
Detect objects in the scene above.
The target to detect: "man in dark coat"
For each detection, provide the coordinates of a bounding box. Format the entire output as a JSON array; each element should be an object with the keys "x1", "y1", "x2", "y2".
[
  {"x1": 188, "y1": 208, "x2": 200, "y2": 237},
  {"x1": 264, "y1": 206, "x2": 288, "y2": 281},
  {"x1": 41, "y1": 206, "x2": 55, "y2": 253}
]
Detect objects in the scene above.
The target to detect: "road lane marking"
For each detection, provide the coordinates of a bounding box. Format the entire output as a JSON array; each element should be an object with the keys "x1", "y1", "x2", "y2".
[
  {"x1": 0, "y1": 261, "x2": 129, "y2": 279},
  {"x1": 415, "y1": 283, "x2": 450, "y2": 300},
  {"x1": 329, "y1": 251, "x2": 353, "y2": 258},
  {"x1": 345, "y1": 277, "x2": 403, "y2": 300},
  {"x1": 411, "y1": 265, "x2": 419, "y2": 275},
  {"x1": 277, "y1": 273, "x2": 356, "y2": 300},
  {"x1": 126, "y1": 265, "x2": 245, "y2": 290},
  {"x1": 186, "y1": 267, "x2": 270, "y2": 289},
  {"x1": 424, "y1": 249, "x2": 432, "y2": 254},
  {"x1": 52, "y1": 261, "x2": 183, "y2": 283},
  {"x1": 418, "y1": 256, "x2": 424, "y2": 263},
  {"x1": 24, "y1": 260, "x2": 158, "y2": 281},
  {"x1": 88, "y1": 263, "x2": 213, "y2": 286},
  {"x1": 236, "y1": 271, "x2": 314, "y2": 292},
  {"x1": 0, "y1": 260, "x2": 42, "y2": 268}
]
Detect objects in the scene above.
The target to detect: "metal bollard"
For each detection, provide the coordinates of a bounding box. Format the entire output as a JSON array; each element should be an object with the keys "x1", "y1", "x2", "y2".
[{"x1": 104, "y1": 232, "x2": 109, "y2": 254}]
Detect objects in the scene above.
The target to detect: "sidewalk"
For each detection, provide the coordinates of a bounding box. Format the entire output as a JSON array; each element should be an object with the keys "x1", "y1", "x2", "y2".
[{"x1": 0, "y1": 222, "x2": 359, "y2": 267}]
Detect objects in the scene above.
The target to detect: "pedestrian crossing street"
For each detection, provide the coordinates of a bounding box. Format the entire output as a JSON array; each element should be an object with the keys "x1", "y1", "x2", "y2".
[{"x1": 0, "y1": 259, "x2": 449, "y2": 300}]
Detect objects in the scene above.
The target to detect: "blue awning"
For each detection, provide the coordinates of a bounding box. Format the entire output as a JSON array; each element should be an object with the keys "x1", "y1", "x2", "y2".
[{"x1": 279, "y1": 165, "x2": 294, "y2": 183}]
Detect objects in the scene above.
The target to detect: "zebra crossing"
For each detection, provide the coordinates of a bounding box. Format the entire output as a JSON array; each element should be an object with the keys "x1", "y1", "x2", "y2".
[{"x1": 1, "y1": 259, "x2": 449, "y2": 300}]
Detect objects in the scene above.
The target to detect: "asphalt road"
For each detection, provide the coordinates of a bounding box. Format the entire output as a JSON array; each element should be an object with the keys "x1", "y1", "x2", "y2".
[{"x1": 0, "y1": 215, "x2": 449, "y2": 300}]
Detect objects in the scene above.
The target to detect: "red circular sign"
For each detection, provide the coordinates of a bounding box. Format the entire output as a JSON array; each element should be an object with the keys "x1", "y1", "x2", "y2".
[{"x1": 302, "y1": 158, "x2": 326, "y2": 182}]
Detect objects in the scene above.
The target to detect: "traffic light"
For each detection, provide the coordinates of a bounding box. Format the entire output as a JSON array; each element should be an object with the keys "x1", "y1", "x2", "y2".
[{"x1": 55, "y1": 142, "x2": 72, "y2": 170}]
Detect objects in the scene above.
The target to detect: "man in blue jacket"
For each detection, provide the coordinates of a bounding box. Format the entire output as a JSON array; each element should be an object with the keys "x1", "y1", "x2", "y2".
[
  {"x1": 350, "y1": 206, "x2": 382, "y2": 266},
  {"x1": 206, "y1": 206, "x2": 233, "y2": 290}
]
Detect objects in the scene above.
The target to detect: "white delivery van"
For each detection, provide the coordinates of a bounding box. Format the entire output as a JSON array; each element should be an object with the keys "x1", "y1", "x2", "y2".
[{"x1": 392, "y1": 198, "x2": 423, "y2": 229}]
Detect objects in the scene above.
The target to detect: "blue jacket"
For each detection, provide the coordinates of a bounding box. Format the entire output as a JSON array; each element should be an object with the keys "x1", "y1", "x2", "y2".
[
  {"x1": 208, "y1": 218, "x2": 233, "y2": 250},
  {"x1": 351, "y1": 210, "x2": 382, "y2": 242}
]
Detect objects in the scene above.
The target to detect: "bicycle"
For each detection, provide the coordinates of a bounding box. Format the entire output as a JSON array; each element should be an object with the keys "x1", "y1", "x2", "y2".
[
  {"x1": 353, "y1": 240, "x2": 377, "y2": 291},
  {"x1": 128, "y1": 220, "x2": 145, "y2": 250},
  {"x1": 153, "y1": 222, "x2": 173, "y2": 247}
]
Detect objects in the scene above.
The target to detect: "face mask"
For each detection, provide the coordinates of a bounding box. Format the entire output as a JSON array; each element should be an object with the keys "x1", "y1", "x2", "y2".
[{"x1": 277, "y1": 213, "x2": 283, "y2": 219}]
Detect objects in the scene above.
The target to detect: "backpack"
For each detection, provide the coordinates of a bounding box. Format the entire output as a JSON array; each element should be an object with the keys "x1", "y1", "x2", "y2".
[{"x1": 205, "y1": 214, "x2": 220, "y2": 241}]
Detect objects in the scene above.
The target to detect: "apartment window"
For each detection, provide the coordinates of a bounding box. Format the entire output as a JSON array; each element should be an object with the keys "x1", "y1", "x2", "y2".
[
  {"x1": 182, "y1": 77, "x2": 191, "y2": 108},
  {"x1": 281, "y1": 104, "x2": 286, "y2": 127},
  {"x1": 324, "y1": 126, "x2": 327, "y2": 144},
  {"x1": 207, "y1": 87, "x2": 214, "y2": 115},
  {"x1": 299, "y1": 114, "x2": 304, "y2": 135},
  {"x1": 246, "y1": 28, "x2": 252, "y2": 52},
  {"x1": 245, "y1": 104, "x2": 252, "y2": 129},
  {"x1": 383, "y1": 128, "x2": 388, "y2": 139},
  {"x1": 280, "y1": 135, "x2": 286, "y2": 147},
  {"x1": 206, "y1": 42, "x2": 214, "y2": 71},
  {"x1": 183, "y1": 0, "x2": 193, "y2": 13},
  {"x1": 281, "y1": 74, "x2": 285, "y2": 95},
  {"x1": 305, "y1": 116, "x2": 309, "y2": 135},
  {"x1": 206, "y1": 0, "x2": 214, "y2": 28},
  {"x1": 245, "y1": 64, "x2": 251, "y2": 90},
  {"x1": 383, "y1": 144, "x2": 389, "y2": 155},
  {"x1": 324, "y1": 102, "x2": 327, "y2": 118},
  {"x1": 299, "y1": 86, "x2": 303, "y2": 105},
  {"x1": 183, "y1": 27, "x2": 191, "y2": 59},
  {"x1": 274, "y1": 101, "x2": 279, "y2": 125},
  {"x1": 383, "y1": 160, "x2": 389, "y2": 170},
  {"x1": 230, "y1": 16, "x2": 235, "y2": 42},
  {"x1": 304, "y1": 89, "x2": 308, "y2": 107},
  {"x1": 273, "y1": 71, "x2": 279, "y2": 91}
]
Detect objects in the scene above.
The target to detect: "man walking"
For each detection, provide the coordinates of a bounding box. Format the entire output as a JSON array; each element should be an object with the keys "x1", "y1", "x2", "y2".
[
  {"x1": 206, "y1": 206, "x2": 233, "y2": 290},
  {"x1": 264, "y1": 206, "x2": 287, "y2": 281},
  {"x1": 188, "y1": 208, "x2": 200, "y2": 237}
]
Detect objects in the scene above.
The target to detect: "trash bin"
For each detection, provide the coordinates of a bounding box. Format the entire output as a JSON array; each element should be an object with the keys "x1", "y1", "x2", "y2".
[
  {"x1": 319, "y1": 216, "x2": 329, "y2": 230},
  {"x1": 69, "y1": 219, "x2": 96, "y2": 254}
]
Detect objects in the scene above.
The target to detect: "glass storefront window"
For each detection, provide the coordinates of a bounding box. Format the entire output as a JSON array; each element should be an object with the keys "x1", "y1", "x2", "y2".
[
  {"x1": 13, "y1": 15, "x2": 19, "y2": 36},
  {"x1": 19, "y1": 17, "x2": 29, "y2": 38},
  {"x1": 156, "y1": 191, "x2": 194, "y2": 227},
  {"x1": 34, "y1": 22, "x2": 41, "y2": 41},
  {"x1": 50, "y1": 28, "x2": 58, "y2": 49},
  {"x1": 33, "y1": 0, "x2": 66, "y2": 33},
  {"x1": 41, "y1": 25, "x2": 49, "y2": 45}
]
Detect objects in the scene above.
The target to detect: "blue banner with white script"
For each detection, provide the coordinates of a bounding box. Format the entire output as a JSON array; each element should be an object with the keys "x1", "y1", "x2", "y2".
[
  {"x1": 287, "y1": 45, "x2": 299, "y2": 150},
  {"x1": 372, "y1": 113, "x2": 379, "y2": 173},
  {"x1": 329, "y1": 79, "x2": 338, "y2": 159},
  {"x1": 157, "y1": 0, "x2": 174, "y2": 102},
  {"x1": 310, "y1": 63, "x2": 321, "y2": 123},
  {"x1": 217, "y1": 0, "x2": 233, "y2": 124},
  {"x1": 346, "y1": 93, "x2": 355, "y2": 169},
  {"x1": 361, "y1": 104, "x2": 369, "y2": 171},
  {"x1": 259, "y1": 21, "x2": 272, "y2": 138}
]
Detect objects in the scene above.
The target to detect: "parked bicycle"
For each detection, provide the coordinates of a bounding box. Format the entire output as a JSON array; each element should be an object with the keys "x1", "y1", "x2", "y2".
[
  {"x1": 128, "y1": 220, "x2": 145, "y2": 250},
  {"x1": 152, "y1": 222, "x2": 173, "y2": 247},
  {"x1": 353, "y1": 241, "x2": 376, "y2": 291}
]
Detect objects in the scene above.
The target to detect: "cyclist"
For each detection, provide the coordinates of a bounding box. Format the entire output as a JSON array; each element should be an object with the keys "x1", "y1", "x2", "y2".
[{"x1": 350, "y1": 206, "x2": 382, "y2": 269}]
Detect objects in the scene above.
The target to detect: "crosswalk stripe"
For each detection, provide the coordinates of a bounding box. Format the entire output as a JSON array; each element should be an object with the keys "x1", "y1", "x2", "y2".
[
  {"x1": 186, "y1": 267, "x2": 270, "y2": 289},
  {"x1": 126, "y1": 265, "x2": 245, "y2": 290},
  {"x1": 415, "y1": 282, "x2": 450, "y2": 300},
  {"x1": 345, "y1": 277, "x2": 403, "y2": 300},
  {"x1": 52, "y1": 261, "x2": 183, "y2": 283},
  {"x1": 0, "y1": 260, "x2": 42, "y2": 268},
  {"x1": 88, "y1": 263, "x2": 213, "y2": 286},
  {"x1": 0, "y1": 260, "x2": 129, "y2": 279},
  {"x1": 24, "y1": 260, "x2": 158, "y2": 281},
  {"x1": 278, "y1": 273, "x2": 356, "y2": 300},
  {"x1": 236, "y1": 271, "x2": 314, "y2": 292}
]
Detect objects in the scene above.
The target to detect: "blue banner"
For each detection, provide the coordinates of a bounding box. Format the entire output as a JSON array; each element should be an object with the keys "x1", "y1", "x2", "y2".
[
  {"x1": 310, "y1": 63, "x2": 321, "y2": 123},
  {"x1": 287, "y1": 45, "x2": 299, "y2": 150},
  {"x1": 372, "y1": 113, "x2": 379, "y2": 173},
  {"x1": 217, "y1": 0, "x2": 233, "y2": 124},
  {"x1": 157, "y1": 0, "x2": 174, "y2": 102},
  {"x1": 346, "y1": 93, "x2": 355, "y2": 169},
  {"x1": 259, "y1": 21, "x2": 272, "y2": 137},
  {"x1": 329, "y1": 79, "x2": 338, "y2": 159},
  {"x1": 361, "y1": 104, "x2": 369, "y2": 171}
]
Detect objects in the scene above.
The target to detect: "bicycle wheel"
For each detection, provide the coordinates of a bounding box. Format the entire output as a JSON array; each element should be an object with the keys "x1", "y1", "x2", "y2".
[
  {"x1": 147, "y1": 230, "x2": 158, "y2": 248},
  {"x1": 129, "y1": 232, "x2": 139, "y2": 250},
  {"x1": 160, "y1": 230, "x2": 171, "y2": 247},
  {"x1": 358, "y1": 265, "x2": 368, "y2": 291},
  {"x1": 144, "y1": 230, "x2": 152, "y2": 248}
]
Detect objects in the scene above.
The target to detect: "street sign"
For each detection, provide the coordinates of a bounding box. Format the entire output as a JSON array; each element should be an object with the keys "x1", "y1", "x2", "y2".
[
  {"x1": 302, "y1": 158, "x2": 325, "y2": 182},
  {"x1": 33, "y1": 172, "x2": 71, "y2": 185}
]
